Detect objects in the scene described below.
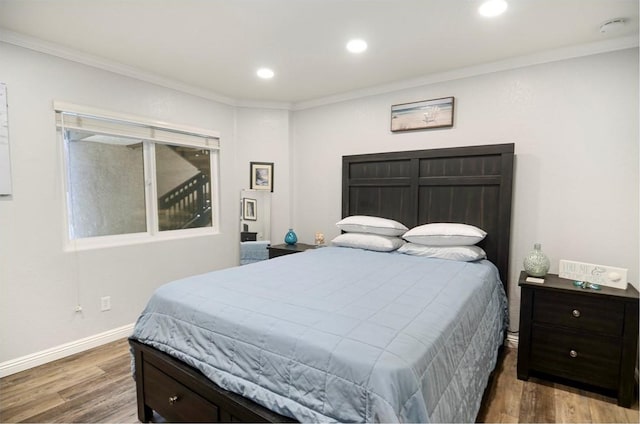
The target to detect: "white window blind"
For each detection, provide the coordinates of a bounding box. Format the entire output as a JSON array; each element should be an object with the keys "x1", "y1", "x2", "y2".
[{"x1": 54, "y1": 102, "x2": 220, "y2": 149}]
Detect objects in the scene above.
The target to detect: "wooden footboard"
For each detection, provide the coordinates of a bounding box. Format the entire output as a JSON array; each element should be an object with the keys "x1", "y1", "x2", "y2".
[{"x1": 129, "y1": 339, "x2": 296, "y2": 423}]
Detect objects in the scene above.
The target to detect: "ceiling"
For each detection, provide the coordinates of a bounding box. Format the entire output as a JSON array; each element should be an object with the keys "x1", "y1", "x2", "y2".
[{"x1": 0, "y1": 0, "x2": 638, "y2": 106}]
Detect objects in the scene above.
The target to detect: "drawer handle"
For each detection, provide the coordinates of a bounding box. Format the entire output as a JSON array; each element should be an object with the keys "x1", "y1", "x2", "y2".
[
  {"x1": 569, "y1": 349, "x2": 578, "y2": 358},
  {"x1": 169, "y1": 395, "x2": 179, "y2": 405},
  {"x1": 572, "y1": 309, "x2": 581, "y2": 318}
]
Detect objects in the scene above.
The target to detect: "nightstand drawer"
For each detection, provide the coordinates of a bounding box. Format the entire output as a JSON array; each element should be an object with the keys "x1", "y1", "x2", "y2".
[
  {"x1": 530, "y1": 325, "x2": 621, "y2": 389},
  {"x1": 533, "y1": 290, "x2": 624, "y2": 335}
]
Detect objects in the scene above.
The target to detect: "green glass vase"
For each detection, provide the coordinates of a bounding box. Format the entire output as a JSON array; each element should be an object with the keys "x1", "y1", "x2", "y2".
[{"x1": 523, "y1": 243, "x2": 550, "y2": 277}]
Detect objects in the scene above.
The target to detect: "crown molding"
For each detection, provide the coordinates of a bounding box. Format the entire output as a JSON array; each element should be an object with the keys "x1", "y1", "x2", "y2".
[
  {"x1": 1, "y1": 28, "x2": 637, "y2": 112},
  {"x1": 0, "y1": 28, "x2": 294, "y2": 111},
  {"x1": 291, "y1": 35, "x2": 639, "y2": 111},
  {"x1": 0, "y1": 28, "x2": 241, "y2": 105},
  {"x1": 235, "y1": 99, "x2": 293, "y2": 110}
]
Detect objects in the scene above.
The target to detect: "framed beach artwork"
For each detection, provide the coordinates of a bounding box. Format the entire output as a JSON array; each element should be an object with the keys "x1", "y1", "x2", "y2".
[
  {"x1": 249, "y1": 161, "x2": 274, "y2": 192},
  {"x1": 390, "y1": 96, "x2": 455, "y2": 132}
]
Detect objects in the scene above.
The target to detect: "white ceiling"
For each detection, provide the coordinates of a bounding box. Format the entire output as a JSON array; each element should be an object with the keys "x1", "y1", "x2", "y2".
[{"x1": 0, "y1": 0, "x2": 638, "y2": 106}]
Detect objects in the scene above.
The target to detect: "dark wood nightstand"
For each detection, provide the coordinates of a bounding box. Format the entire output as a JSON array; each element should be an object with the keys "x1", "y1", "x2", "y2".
[
  {"x1": 267, "y1": 243, "x2": 316, "y2": 259},
  {"x1": 517, "y1": 271, "x2": 639, "y2": 407},
  {"x1": 240, "y1": 231, "x2": 257, "y2": 242}
]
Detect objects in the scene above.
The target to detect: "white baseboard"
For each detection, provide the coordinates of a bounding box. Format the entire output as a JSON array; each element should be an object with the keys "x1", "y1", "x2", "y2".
[{"x1": 0, "y1": 323, "x2": 134, "y2": 378}]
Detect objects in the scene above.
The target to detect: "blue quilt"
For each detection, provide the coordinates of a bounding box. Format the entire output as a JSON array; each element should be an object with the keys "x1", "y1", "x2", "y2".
[
  {"x1": 131, "y1": 246, "x2": 507, "y2": 423},
  {"x1": 240, "y1": 240, "x2": 270, "y2": 265}
]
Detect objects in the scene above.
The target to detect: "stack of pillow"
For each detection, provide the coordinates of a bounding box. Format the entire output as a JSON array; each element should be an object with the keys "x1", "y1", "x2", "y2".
[
  {"x1": 331, "y1": 215, "x2": 487, "y2": 262},
  {"x1": 398, "y1": 223, "x2": 487, "y2": 261},
  {"x1": 331, "y1": 215, "x2": 408, "y2": 251}
]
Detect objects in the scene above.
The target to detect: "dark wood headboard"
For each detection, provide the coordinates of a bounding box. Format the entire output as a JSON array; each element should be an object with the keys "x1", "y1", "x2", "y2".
[{"x1": 342, "y1": 143, "x2": 514, "y2": 292}]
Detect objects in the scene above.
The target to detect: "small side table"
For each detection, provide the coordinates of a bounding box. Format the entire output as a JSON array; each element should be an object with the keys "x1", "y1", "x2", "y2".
[
  {"x1": 267, "y1": 243, "x2": 316, "y2": 259},
  {"x1": 517, "y1": 271, "x2": 639, "y2": 407}
]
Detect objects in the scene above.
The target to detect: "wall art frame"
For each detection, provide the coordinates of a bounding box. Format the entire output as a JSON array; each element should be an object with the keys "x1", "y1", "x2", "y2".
[
  {"x1": 242, "y1": 198, "x2": 257, "y2": 221},
  {"x1": 390, "y1": 96, "x2": 455, "y2": 132},
  {"x1": 249, "y1": 162, "x2": 274, "y2": 192}
]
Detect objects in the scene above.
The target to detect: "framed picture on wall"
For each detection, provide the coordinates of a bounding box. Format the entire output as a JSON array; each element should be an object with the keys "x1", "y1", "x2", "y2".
[
  {"x1": 242, "y1": 198, "x2": 257, "y2": 221},
  {"x1": 390, "y1": 96, "x2": 455, "y2": 132},
  {"x1": 250, "y1": 162, "x2": 274, "y2": 192}
]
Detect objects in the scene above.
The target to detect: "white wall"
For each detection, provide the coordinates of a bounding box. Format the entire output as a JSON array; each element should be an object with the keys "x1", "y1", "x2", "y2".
[
  {"x1": 234, "y1": 107, "x2": 292, "y2": 244},
  {"x1": 0, "y1": 42, "x2": 237, "y2": 363},
  {"x1": 291, "y1": 48, "x2": 639, "y2": 330}
]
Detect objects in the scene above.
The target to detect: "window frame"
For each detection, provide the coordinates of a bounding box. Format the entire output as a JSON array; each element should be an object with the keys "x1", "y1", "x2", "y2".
[{"x1": 55, "y1": 102, "x2": 220, "y2": 251}]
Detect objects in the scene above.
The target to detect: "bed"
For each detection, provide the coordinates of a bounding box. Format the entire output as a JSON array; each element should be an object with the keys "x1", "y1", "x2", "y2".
[
  {"x1": 240, "y1": 240, "x2": 270, "y2": 265},
  {"x1": 129, "y1": 143, "x2": 515, "y2": 423}
]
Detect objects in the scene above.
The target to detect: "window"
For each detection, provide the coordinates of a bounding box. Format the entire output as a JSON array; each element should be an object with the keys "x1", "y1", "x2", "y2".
[
  {"x1": 56, "y1": 102, "x2": 220, "y2": 249},
  {"x1": 66, "y1": 130, "x2": 147, "y2": 238},
  {"x1": 155, "y1": 144, "x2": 212, "y2": 231}
]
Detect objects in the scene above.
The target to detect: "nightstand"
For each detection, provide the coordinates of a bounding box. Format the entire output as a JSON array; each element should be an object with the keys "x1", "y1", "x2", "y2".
[
  {"x1": 240, "y1": 231, "x2": 257, "y2": 242},
  {"x1": 517, "y1": 271, "x2": 639, "y2": 407},
  {"x1": 267, "y1": 243, "x2": 316, "y2": 259}
]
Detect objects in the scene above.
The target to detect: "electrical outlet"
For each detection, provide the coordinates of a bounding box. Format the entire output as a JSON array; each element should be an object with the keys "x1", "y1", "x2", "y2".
[{"x1": 100, "y1": 296, "x2": 111, "y2": 312}]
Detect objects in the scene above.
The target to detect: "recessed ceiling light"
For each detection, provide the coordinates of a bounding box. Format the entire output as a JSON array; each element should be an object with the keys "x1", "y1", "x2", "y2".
[
  {"x1": 346, "y1": 39, "x2": 368, "y2": 54},
  {"x1": 256, "y1": 68, "x2": 274, "y2": 79},
  {"x1": 478, "y1": 0, "x2": 508, "y2": 17}
]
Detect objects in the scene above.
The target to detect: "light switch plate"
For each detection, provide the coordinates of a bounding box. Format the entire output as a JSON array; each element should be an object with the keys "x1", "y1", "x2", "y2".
[{"x1": 559, "y1": 260, "x2": 628, "y2": 290}]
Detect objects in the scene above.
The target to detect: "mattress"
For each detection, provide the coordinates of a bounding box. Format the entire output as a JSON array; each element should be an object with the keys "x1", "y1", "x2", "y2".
[
  {"x1": 240, "y1": 240, "x2": 270, "y2": 265},
  {"x1": 131, "y1": 246, "x2": 507, "y2": 423}
]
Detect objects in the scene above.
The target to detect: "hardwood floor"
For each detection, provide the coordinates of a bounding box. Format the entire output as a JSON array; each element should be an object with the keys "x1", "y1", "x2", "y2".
[
  {"x1": 0, "y1": 339, "x2": 637, "y2": 423},
  {"x1": 477, "y1": 348, "x2": 639, "y2": 423},
  {"x1": 0, "y1": 339, "x2": 137, "y2": 423}
]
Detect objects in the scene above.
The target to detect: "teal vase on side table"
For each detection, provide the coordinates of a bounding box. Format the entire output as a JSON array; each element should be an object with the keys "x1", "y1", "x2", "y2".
[{"x1": 284, "y1": 229, "x2": 297, "y2": 245}]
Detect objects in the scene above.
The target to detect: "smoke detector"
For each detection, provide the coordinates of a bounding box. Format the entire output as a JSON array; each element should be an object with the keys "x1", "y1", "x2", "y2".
[{"x1": 600, "y1": 18, "x2": 626, "y2": 34}]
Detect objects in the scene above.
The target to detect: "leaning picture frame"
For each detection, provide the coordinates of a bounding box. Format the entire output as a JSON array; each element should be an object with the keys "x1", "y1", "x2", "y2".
[
  {"x1": 249, "y1": 162, "x2": 274, "y2": 192},
  {"x1": 390, "y1": 96, "x2": 455, "y2": 132},
  {"x1": 242, "y1": 198, "x2": 257, "y2": 221}
]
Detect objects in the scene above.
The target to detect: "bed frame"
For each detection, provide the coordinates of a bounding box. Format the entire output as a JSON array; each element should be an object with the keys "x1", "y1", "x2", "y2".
[{"x1": 130, "y1": 143, "x2": 515, "y2": 422}]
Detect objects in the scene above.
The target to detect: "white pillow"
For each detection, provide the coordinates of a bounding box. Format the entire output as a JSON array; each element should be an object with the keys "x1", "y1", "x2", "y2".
[
  {"x1": 336, "y1": 215, "x2": 408, "y2": 236},
  {"x1": 331, "y1": 233, "x2": 405, "y2": 252},
  {"x1": 397, "y1": 243, "x2": 487, "y2": 262},
  {"x1": 403, "y1": 223, "x2": 486, "y2": 246}
]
